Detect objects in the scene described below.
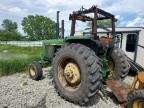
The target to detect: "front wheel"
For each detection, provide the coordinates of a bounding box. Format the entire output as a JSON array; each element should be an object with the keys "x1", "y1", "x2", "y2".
[
  {"x1": 29, "y1": 61, "x2": 43, "y2": 81},
  {"x1": 52, "y1": 44, "x2": 103, "y2": 105}
]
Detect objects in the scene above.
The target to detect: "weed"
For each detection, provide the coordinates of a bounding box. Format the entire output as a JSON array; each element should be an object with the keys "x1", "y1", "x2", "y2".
[{"x1": 0, "y1": 45, "x2": 41, "y2": 76}]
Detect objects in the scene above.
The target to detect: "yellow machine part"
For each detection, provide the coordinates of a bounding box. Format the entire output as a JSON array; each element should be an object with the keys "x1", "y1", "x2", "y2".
[
  {"x1": 130, "y1": 72, "x2": 144, "y2": 91},
  {"x1": 130, "y1": 72, "x2": 144, "y2": 108}
]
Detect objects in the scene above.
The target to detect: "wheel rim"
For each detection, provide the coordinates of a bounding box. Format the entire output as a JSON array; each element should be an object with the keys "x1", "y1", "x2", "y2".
[
  {"x1": 58, "y1": 61, "x2": 81, "y2": 92},
  {"x1": 30, "y1": 67, "x2": 36, "y2": 77},
  {"x1": 133, "y1": 100, "x2": 144, "y2": 108},
  {"x1": 64, "y1": 63, "x2": 80, "y2": 84}
]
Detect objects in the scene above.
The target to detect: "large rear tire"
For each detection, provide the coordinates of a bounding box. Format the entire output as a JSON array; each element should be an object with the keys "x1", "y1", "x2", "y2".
[
  {"x1": 127, "y1": 90, "x2": 144, "y2": 108},
  {"x1": 52, "y1": 44, "x2": 103, "y2": 105},
  {"x1": 109, "y1": 48, "x2": 130, "y2": 80}
]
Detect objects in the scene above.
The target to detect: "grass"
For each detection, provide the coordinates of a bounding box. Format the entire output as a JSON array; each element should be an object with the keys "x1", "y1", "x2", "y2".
[
  {"x1": 0, "y1": 45, "x2": 41, "y2": 55},
  {"x1": 0, "y1": 45, "x2": 42, "y2": 76}
]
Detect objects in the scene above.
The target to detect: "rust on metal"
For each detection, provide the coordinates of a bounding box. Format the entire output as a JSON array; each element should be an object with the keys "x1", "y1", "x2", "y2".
[
  {"x1": 61, "y1": 20, "x2": 64, "y2": 39},
  {"x1": 93, "y1": 7, "x2": 97, "y2": 39},
  {"x1": 106, "y1": 80, "x2": 130, "y2": 104},
  {"x1": 69, "y1": 6, "x2": 116, "y2": 38},
  {"x1": 70, "y1": 14, "x2": 76, "y2": 36}
]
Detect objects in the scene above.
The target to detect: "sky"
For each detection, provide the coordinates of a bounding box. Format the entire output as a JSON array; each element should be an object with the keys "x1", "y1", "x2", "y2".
[{"x1": 0, "y1": 0, "x2": 144, "y2": 35}]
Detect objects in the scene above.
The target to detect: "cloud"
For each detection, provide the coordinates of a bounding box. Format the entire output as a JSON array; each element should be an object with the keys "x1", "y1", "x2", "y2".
[
  {"x1": 104, "y1": 0, "x2": 144, "y2": 15},
  {"x1": 8, "y1": 7, "x2": 28, "y2": 16},
  {"x1": 8, "y1": 7, "x2": 22, "y2": 13},
  {"x1": 0, "y1": 0, "x2": 144, "y2": 35},
  {"x1": 115, "y1": 15, "x2": 120, "y2": 19},
  {"x1": 126, "y1": 17, "x2": 144, "y2": 27},
  {"x1": 103, "y1": 0, "x2": 144, "y2": 27}
]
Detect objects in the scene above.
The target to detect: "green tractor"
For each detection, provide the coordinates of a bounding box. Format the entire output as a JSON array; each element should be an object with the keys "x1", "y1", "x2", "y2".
[{"x1": 29, "y1": 6, "x2": 130, "y2": 105}]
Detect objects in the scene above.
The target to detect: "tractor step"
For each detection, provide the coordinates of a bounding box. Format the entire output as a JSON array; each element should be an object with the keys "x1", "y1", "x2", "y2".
[{"x1": 106, "y1": 80, "x2": 130, "y2": 104}]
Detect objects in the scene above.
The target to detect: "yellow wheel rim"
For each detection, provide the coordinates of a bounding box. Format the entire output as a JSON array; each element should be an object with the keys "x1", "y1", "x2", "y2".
[
  {"x1": 58, "y1": 62, "x2": 81, "y2": 92},
  {"x1": 64, "y1": 63, "x2": 80, "y2": 84},
  {"x1": 30, "y1": 67, "x2": 36, "y2": 77},
  {"x1": 133, "y1": 100, "x2": 144, "y2": 108}
]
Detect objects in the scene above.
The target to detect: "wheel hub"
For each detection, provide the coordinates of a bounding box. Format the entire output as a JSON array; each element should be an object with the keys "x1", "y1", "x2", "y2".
[
  {"x1": 64, "y1": 63, "x2": 80, "y2": 85},
  {"x1": 30, "y1": 67, "x2": 36, "y2": 76}
]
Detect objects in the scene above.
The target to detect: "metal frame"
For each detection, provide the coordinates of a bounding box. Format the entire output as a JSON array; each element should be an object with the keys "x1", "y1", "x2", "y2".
[
  {"x1": 134, "y1": 32, "x2": 139, "y2": 62},
  {"x1": 69, "y1": 6, "x2": 116, "y2": 39}
]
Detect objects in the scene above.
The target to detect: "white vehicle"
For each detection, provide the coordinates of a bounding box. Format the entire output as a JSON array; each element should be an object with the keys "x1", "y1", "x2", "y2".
[
  {"x1": 115, "y1": 27, "x2": 144, "y2": 71},
  {"x1": 76, "y1": 27, "x2": 144, "y2": 71}
]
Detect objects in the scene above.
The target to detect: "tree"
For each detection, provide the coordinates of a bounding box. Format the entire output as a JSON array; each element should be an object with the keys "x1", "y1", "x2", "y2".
[
  {"x1": 0, "y1": 19, "x2": 22, "y2": 41},
  {"x1": 1, "y1": 19, "x2": 18, "y2": 32},
  {"x1": 87, "y1": 19, "x2": 112, "y2": 28},
  {"x1": 0, "y1": 30, "x2": 22, "y2": 41},
  {"x1": 22, "y1": 15, "x2": 56, "y2": 40}
]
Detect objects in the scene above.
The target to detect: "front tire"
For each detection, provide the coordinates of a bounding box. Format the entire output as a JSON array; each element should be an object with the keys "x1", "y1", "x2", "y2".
[
  {"x1": 29, "y1": 61, "x2": 43, "y2": 81},
  {"x1": 52, "y1": 44, "x2": 103, "y2": 105}
]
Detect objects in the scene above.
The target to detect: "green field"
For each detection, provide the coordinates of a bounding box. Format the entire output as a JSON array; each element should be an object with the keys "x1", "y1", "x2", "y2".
[{"x1": 0, "y1": 45, "x2": 42, "y2": 76}]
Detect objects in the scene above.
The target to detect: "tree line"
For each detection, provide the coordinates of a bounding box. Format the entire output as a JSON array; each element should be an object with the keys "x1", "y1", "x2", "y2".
[
  {"x1": 0, "y1": 15, "x2": 56, "y2": 41},
  {"x1": 0, "y1": 14, "x2": 112, "y2": 41}
]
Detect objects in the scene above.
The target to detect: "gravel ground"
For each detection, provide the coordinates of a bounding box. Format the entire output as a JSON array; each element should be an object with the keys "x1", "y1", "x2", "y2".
[{"x1": 0, "y1": 68, "x2": 134, "y2": 108}]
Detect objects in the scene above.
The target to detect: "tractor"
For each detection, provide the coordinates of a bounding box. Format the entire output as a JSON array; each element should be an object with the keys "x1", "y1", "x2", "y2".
[{"x1": 28, "y1": 6, "x2": 133, "y2": 107}]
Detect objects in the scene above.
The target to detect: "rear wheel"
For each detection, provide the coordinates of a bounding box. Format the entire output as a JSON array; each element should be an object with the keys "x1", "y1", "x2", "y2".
[
  {"x1": 52, "y1": 44, "x2": 103, "y2": 105},
  {"x1": 108, "y1": 48, "x2": 130, "y2": 80},
  {"x1": 29, "y1": 61, "x2": 43, "y2": 81},
  {"x1": 127, "y1": 90, "x2": 144, "y2": 108}
]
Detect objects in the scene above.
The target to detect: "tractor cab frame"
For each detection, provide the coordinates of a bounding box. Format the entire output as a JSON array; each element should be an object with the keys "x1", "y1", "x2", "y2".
[{"x1": 69, "y1": 6, "x2": 116, "y2": 39}]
